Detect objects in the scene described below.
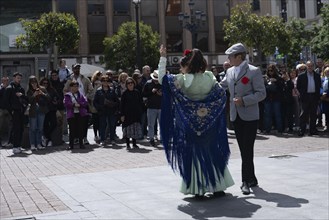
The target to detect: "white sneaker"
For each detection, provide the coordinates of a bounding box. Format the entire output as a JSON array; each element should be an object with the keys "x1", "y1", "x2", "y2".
[
  {"x1": 31, "y1": 145, "x2": 37, "y2": 151},
  {"x1": 12, "y1": 148, "x2": 22, "y2": 154},
  {"x1": 94, "y1": 136, "x2": 100, "y2": 143},
  {"x1": 6, "y1": 143, "x2": 13, "y2": 148},
  {"x1": 37, "y1": 144, "x2": 44, "y2": 150},
  {"x1": 74, "y1": 138, "x2": 79, "y2": 144},
  {"x1": 47, "y1": 141, "x2": 52, "y2": 147},
  {"x1": 42, "y1": 136, "x2": 47, "y2": 146},
  {"x1": 83, "y1": 138, "x2": 90, "y2": 145}
]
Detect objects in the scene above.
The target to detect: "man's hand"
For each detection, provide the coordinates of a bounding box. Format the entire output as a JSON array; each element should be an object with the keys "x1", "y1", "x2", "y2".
[{"x1": 233, "y1": 97, "x2": 244, "y2": 107}]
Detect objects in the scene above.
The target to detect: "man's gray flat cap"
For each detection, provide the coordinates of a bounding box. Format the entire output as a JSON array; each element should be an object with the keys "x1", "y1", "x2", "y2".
[{"x1": 225, "y1": 43, "x2": 247, "y2": 55}]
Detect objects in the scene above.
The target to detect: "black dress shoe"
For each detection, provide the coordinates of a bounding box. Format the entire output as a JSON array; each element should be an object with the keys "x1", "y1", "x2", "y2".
[
  {"x1": 80, "y1": 145, "x2": 85, "y2": 149},
  {"x1": 194, "y1": 194, "x2": 204, "y2": 199},
  {"x1": 298, "y1": 130, "x2": 304, "y2": 137},
  {"x1": 213, "y1": 191, "x2": 226, "y2": 197},
  {"x1": 309, "y1": 130, "x2": 319, "y2": 136},
  {"x1": 241, "y1": 182, "x2": 250, "y2": 195},
  {"x1": 249, "y1": 180, "x2": 258, "y2": 187},
  {"x1": 66, "y1": 146, "x2": 73, "y2": 150}
]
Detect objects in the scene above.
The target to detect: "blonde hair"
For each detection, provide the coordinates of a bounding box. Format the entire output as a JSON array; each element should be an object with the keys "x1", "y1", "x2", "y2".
[
  {"x1": 118, "y1": 72, "x2": 129, "y2": 83},
  {"x1": 91, "y1": 70, "x2": 103, "y2": 83},
  {"x1": 323, "y1": 67, "x2": 329, "y2": 76}
]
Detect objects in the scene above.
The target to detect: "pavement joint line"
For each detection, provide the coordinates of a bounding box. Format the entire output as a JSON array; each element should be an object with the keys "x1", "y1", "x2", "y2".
[{"x1": 1, "y1": 128, "x2": 328, "y2": 219}]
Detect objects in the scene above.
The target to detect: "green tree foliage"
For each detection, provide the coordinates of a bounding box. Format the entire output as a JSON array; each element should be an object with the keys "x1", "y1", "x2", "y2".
[
  {"x1": 223, "y1": 3, "x2": 290, "y2": 63},
  {"x1": 103, "y1": 22, "x2": 160, "y2": 71},
  {"x1": 311, "y1": 3, "x2": 329, "y2": 60},
  {"x1": 285, "y1": 18, "x2": 313, "y2": 66},
  {"x1": 15, "y1": 12, "x2": 79, "y2": 54}
]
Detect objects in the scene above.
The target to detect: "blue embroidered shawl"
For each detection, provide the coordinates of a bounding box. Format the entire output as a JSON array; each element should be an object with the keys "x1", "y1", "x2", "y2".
[{"x1": 160, "y1": 74, "x2": 230, "y2": 189}]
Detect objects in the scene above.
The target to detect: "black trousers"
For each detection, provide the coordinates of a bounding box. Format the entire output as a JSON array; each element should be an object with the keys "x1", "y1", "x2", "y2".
[
  {"x1": 68, "y1": 114, "x2": 87, "y2": 147},
  {"x1": 300, "y1": 94, "x2": 319, "y2": 133},
  {"x1": 44, "y1": 110, "x2": 57, "y2": 140},
  {"x1": 12, "y1": 110, "x2": 24, "y2": 148},
  {"x1": 233, "y1": 114, "x2": 258, "y2": 183}
]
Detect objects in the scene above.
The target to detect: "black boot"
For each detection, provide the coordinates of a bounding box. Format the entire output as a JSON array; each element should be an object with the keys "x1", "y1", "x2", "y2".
[
  {"x1": 126, "y1": 138, "x2": 131, "y2": 150},
  {"x1": 132, "y1": 139, "x2": 139, "y2": 148}
]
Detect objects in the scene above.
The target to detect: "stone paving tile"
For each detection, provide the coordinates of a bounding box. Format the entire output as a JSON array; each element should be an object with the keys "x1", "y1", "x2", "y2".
[
  {"x1": 33, "y1": 152, "x2": 328, "y2": 220},
  {"x1": 1, "y1": 128, "x2": 328, "y2": 219}
]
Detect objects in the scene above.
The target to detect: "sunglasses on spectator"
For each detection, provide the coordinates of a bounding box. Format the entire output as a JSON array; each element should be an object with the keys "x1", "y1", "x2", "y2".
[
  {"x1": 42, "y1": 82, "x2": 48, "y2": 85},
  {"x1": 127, "y1": 81, "x2": 134, "y2": 85}
]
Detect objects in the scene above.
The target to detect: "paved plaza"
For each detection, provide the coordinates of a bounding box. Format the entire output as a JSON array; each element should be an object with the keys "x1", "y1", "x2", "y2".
[{"x1": 0, "y1": 127, "x2": 328, "y2": 219}]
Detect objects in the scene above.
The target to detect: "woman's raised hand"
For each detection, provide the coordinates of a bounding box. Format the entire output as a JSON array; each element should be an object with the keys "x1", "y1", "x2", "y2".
[{"x1": 159, "y1": 44, "x2": 167, "y2": 57}]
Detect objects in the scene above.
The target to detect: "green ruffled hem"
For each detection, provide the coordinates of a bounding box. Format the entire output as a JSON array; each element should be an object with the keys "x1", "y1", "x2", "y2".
[{"x1": 180, "y1": 162, "x2": 234, "y2": 195}]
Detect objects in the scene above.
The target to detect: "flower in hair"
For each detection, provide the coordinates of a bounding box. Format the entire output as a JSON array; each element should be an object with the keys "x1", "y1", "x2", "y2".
[{"x1": 183, "y1": 49, "x2": 192, "y2": 56}]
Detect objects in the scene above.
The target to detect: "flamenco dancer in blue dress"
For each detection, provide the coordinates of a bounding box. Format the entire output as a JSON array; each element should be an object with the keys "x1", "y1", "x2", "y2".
[{"x1": 158, "y1": 45, "x2": 234, "y2": 197}]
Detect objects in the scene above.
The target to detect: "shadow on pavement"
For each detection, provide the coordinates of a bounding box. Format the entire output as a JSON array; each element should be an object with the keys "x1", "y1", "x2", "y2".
[
  {"x1": 179, "y1": 193, "x2": 261, "y2": 219},
  {"x1": 7, "y1": 152, "x2": 30, "y2": 158},
  {"x1": 127, "y1": 147, "x2": 152, "y2": 153},
  {"x1": 69, "y1": 147, "x2": 95, "y2": 154},
  {"x1": 250, "y1": 187, "x2": 309, "y2": 208}
]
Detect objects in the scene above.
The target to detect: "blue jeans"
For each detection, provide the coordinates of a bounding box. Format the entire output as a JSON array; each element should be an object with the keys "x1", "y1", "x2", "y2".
[
  {"x1": 99, "y1": 114, "x2": 116, "y2": 141},
  {"x1": 263, "y1": 100, "x2": 282, "y2": 133},
  {"x1": 29, "y1": 112, "x2": 45, "y2": 146},
  {"x1": 147, "y1": 108, "x2": 161, "y2": 140}
]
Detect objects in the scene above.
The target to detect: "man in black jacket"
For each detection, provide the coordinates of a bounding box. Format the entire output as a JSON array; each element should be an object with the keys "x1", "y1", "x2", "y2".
[
  {"x1": 297, "y1": 60, "x2": 322, "y2": 136},
  {"x1": 0, "y1": 76, "x2": 10, "y2": 148},
  {"x1": 142, "y1": 70, "x2": 162, "y2": 146},
  {"x1": 3, "y1": 72, "x2": 28, "y2": 154}
]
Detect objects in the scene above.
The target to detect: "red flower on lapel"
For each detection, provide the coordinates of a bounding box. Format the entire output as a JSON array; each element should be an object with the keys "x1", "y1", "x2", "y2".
[{"x1": 241, "y1": 76, "x2": 250, "y2": 85}]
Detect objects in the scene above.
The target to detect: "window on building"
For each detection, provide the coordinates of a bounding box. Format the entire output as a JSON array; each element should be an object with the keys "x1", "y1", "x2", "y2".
[
  {"x1": 317, "y1": 0, "x2": 323, "y2": 15},
  {"x1": 140, "y1": 0, "x2": 158, "y2": 31},
  {"x1": 281, "y1": 0, "x2": 287, "y2": 22},
  {"x1": 113, "y1": 0, "x2": 130, "y2": 15},
  {"x1": 89, "y1": 33, "x2": 106, "y2": 54},
  {"x1": 87, "y1": 0, "x2": 105, "y2": 15},
  {"x1": 252, "y1": 0, "x2": 260, "y2": 11},
  {"x1": 57, "y1": 0, "x2": 76, "y2": 15},
  {"x1": 165, "y1": 0, "x2": 181, "y2": 53},
  {"x1": 141, "y1": 0, "x2": 157, "y2": 16},
  {"x1": 299, "y1": 0, "x2": 305, "y2": 18},
  {"x1": 214, "y1": 0, "x2": 229, "y2": 17},
  {"x1": 196, "y1": 33, "x2": 208, "y2": 52},
  {"x1": 166, "y1": 33, "x2": 183, "y2": 53},
  {"x1": 165, "y1": 0, "x2": 181, "y2": 16}
]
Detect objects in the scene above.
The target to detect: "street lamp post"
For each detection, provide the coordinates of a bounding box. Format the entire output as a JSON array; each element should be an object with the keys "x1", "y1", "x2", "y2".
[
  {"x1": 132, "y1": 0, "x2": 142, "y2": 70},
  {"x1": 178, "y1": 0, "x2": 206, "y2": 48}
]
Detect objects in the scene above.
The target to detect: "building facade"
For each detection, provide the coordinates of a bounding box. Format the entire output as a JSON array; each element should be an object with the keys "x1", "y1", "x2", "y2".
[{"x1": 0, "y1": 0, "x2": 326, "y2": 86}]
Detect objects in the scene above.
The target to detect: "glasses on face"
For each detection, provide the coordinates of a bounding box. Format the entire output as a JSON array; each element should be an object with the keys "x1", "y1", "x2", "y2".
[
  {"x1": 127, "y1": 82, "x2": 134, "y2": 85},
  {"x1": 42, "y1": 82, "x2": 48, "y2": 85}
]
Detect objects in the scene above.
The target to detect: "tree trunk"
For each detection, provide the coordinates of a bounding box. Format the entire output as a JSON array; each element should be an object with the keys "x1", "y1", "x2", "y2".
[{"x1": 46, "y1": 44, "x2": 53, "y2": 78}]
